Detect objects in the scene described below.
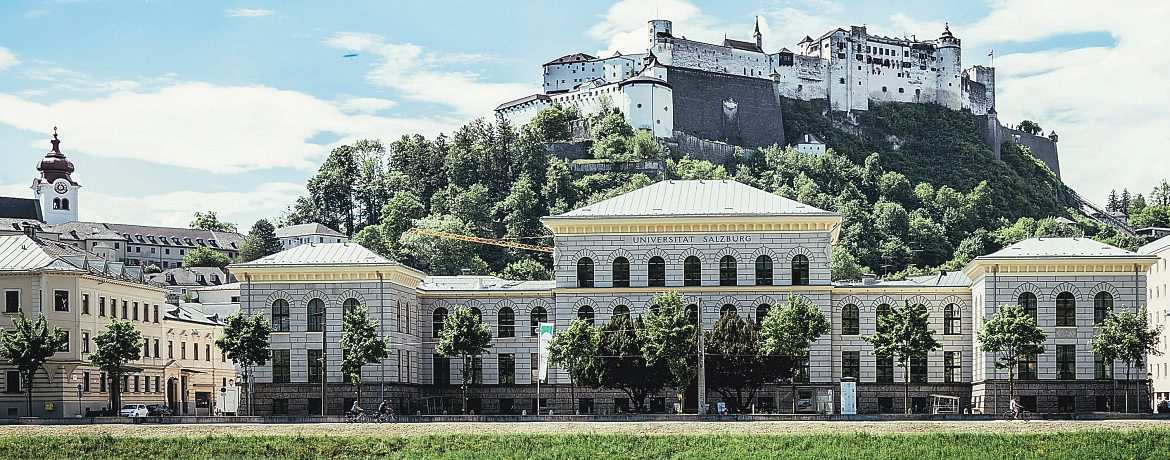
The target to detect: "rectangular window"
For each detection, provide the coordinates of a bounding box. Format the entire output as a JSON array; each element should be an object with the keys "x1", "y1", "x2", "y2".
[
  {"x1": 944, "y1": 351, "x2": 961, "y2": 383},
  {"x1": 82, "y1": 332, "x2": 90, "y2": 354},
  {"x1": 910, "y1": 354, "x2": 927, "y2": 383},
  {"x1": 132, "y1": 302, "x2": 139, "y2": 321},
  {"x1": 1057, "y1": 345, "x2": 1076, "y2": 380},
  {"x1": 1095, "y1": 354, "x2": 1113, "y2": 380},
  {"x1": 876, "y1": 356, "x2": 894, "y2": 383},
  {"x1": 308, "y1": 349, "x2": 322, "y2": 383},
  {"x1": 1018, "y1": 354, "x2": 1038, "y2": 380},
  {"x1": 272, "y1": 349, "x2": 291, "y2": 383},
  {"x1": 168, "y1": 341, "x2": 173, "y2": 359},
  {"x1": 181, "y1": 342, "x2": 187, "y2": 360},
  {"x1": 4, "y1": 370, "x2": 19, "y2": 394},
  {"x1": 205, "y1": 344, "x2": 211, "y2": 361},
  {"x1": 54, "y1": 290, "x2": 69, "y2": 311},
  {"x1": 100, "y1": 372, "x2": 106, "y2": 393},
  {"x1": 58, "y1": 330, "x2": 69, "y2": 352},
  {"x1": 82, "y1": 294, "x2": 90, "y2": 315},
  {"x1": 530, "y1": 352, "x2": 540, "y2": 384},
  {"x1": 272, "y1": 398, "x2": 289, "y2": 415},
  {"x1": 842, "y1": 351, "x2": 860, "y2": 380},
  {"x1": 121, "y1": 301, "x2": 128, "y2": 319},
  {"x1": 469, "y1": 356, "x2": 483, "y2": 385},
  {"x1": 396, "y1": 350, "x2": 403, "y2": 383},
  {"x1": 433, "y1": 354, "x2": 450, "y2": 386},
  {"x1": 1058, "y1": 395, "x2": 1076, "y2": 412},
  {"x1": 99, "y1": 297, "x2": 105, "y2": 317},
  {"x1": 154, "y1": 376, "x2": 159, "y2": 393},
  {"x1": 83, "y1": 372, "x2": 91, "y2": 392},
  {"x1": 499, "y1": 354, "x2": 515, "y2": 385},
  {"x1": 877, "y1": 397, "x2": 894, "y2": 413},
  {"x1": 143, "y1": 303, "x2": 149, "y2": 322},
  {"x1": 3, "y1": 290, "x2": 18, "y2": 314},
  {"x1": 153, "y1": 339, "x2": 160, "y2": 358},
  {"x1": 133, "y1": 375, "x2": 140, "y2": 393}
]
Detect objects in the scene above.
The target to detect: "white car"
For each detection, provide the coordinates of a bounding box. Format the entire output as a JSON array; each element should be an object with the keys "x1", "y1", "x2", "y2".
[{"x1": 119, "y1": 404, "x2": 149, "y2": 417}]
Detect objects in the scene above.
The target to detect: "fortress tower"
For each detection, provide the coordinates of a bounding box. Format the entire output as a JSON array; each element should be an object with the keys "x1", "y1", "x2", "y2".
[
  {"x1": 936, "y1": 24, "x2": 963, "y2": 110},
  {"x1": 648, "y1": 19, "x2": 674, "y2": 65},
  {"x1": 31, "y1": 128, "x2": 80, "y2": 225}
]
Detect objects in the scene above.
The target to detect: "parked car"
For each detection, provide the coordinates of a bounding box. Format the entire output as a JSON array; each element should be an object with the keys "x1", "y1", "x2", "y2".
[
  {"x1": 146, "y1": 404, "x2": 173, "y2": 416},
  {"x1": 119, "y1": 404, "x2": 149, "y2": 417}
]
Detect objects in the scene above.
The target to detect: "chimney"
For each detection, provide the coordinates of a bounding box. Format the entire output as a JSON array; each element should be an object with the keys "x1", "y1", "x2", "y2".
[
  {"x1": 20, "y1": 222, "x2": 36, "y2": 239},
  {"x1": 862, "y1": 273, "x2": 878, "y2": 285},
  {"x1": 460, "y1": 268, "x2": 472, "y2": 276}
]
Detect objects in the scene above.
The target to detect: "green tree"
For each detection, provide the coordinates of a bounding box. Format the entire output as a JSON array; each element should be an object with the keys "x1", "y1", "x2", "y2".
[
  {"x1": 499, "y1": 258, "x2": 552, "y2": 281},
  {"x1": 352, "y1": 139, "x2": 391, "y2": 227},
  {"x1": 215, "y1": 313, "x2": 271, "y2": 416},
  {"x1": 239, "y1": 219, "x2": 283, "y2": 262},
  {"x1": 865, "y1": 302, "x2": 941, "y2": 413},
  {"x1": 548, "y1": 319, "x2": 599, "y2": 411},
  {"x1": 380, "y1": 191, "x2": 426, "y2": 258},
  {"x1": 594, "y1": 314, "x2": 669, "y2": 412},
  {"x1": 706, "y1": 310, "x2": 783, "y2": 412},
  {"x1": 529, "y1": 104, "x2": 580, "y2": 142},
  {"x1": 759, "y1": 296, "x2": 829, "y2": 413},
  {"x1": 0, "y1": 314, "x2": 67, "y2": 416},
  {"x1": 873, "y1": 200, "x2": 909, "y2": 238},
  {"x1": 641, "y1": 292, "x2": 696, "y2": 413},
  {"x1": 499, "y1": 173, "x2": 544, "y2": 241},
  {"x1": 183, "y1": 246, "x2": 231, "y2": 268},
  {"x1": 307, "y1": 144, "x2": 360, "y2": 236},
  {"x1": 877, "y1": 171, "x2": 912, "y2": 203},
  {"x1": 435, "y1": 306, "x2": 492, "y2": 414},
  {"x1": 351, "y1": 224, "x2": 391, "y2": 258},
  {"x1": 977, "y1": 304, "x2": 1046, "y2": 407},
  {"x1": 398, "y1": 214, "x2": 489, "y2": 275},
  {"x1": 1091, "y1": 308, "x2": 1163, "y2": 412},
  {"x1": 668, "y1": 158, "x2": 729, "y2": 180},
  {"x1": 543, "y1": 158, "x2": 578, "y2": 215},
  {"x1": 830, "y1": 246, "x2": 865, "y2": 281},
  {"x1": 340, "y1": 305, "x2": 389, "y2": 410},
  {"x1": 189, "y1": 211, "x2": 237, "y2": 233},
  {"x1": 1018, "y1": 120, "x2": 1042, "y2": 135},
  {"x1": 91, "y1": 320, "x2": 143, "y2": 412},
  {"x1": 143, "y1": 264, "x2": 161, "y2": 274}
]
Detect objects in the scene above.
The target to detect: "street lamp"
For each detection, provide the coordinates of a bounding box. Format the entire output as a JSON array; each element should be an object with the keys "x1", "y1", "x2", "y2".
[{"x1": 76, "y1": 383, "x2": 83, "y2": 418}]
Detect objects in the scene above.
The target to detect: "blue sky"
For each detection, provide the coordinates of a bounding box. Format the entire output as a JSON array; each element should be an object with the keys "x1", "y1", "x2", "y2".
[{"x1": 0, "y1": 0, "x2": 1165, "y2": 228}]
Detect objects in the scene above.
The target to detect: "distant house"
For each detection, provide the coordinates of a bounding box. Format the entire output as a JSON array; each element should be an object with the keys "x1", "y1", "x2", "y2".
[
  {"x1": 146, "y1": 267, "x2": 235, "y2": 305},
  {"x1": 794, "y1": 133, "x2": 826, "y2": 155},
  {"x1": 275, "y1": 223, "x2": 347, "y2": 249}
]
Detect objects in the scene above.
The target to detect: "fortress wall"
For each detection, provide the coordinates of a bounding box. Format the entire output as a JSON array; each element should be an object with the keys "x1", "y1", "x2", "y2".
[
  {"x1": 667, "y1": 66, "x2": 785, "y2": 150},
  {"x1": 1002, "y1": 127, "x2": 1061, "y2": 177}
]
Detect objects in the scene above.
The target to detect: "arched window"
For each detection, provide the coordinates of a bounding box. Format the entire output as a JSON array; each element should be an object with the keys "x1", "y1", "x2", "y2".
[
  {"x1": 944, "y1": 304, "x2": 960, "y2": 335},
  {"x1": 61, "y1": 198, "x2": 69, "y2": 210},
  {"x1": 612, "y1": 257, "x2": 630, "y2": 288},
  {"x1": 755, "y1": 255, "x2": 773, "y2": 286},
  {"x1": 1056, "y1": 292, "x2": 1076, "y2": 327},
  {"x1": 470, "y1": 307, "x2": 482, "y2": 322},
  {"x1": 686, "y1": 304, "x2": 699, "y2": 325},
  {"x1": 577, "y1": 305, "x2": 595, "y2": 326},
  {"x1": 684, "y1": 256, "x2": 702, "y2": 286},
  {"x1": 719, "y1": 255, "x2": 737, "y2": 286},
  {"x1": 1094, "y1": 292, "x2": 1114, "y2": 325},
  {"x1": 756, "y1": 304, "x2": 771, "y2": 324},
  {"x1": 842, "y1": 304, "x2": 860, "y2": 335},
  {"x1": 530, "y1": 306, "x2": 547, "y2": 337},
  {"x1": 612, "y1": 305, "x2": 630, "y2": 321},
  {"x1": 1018, "y1": 292, "x2": 1038, "y2": 323},
  {"x1": 876, "y1": 303, "x2": 891, "y2": 334},
  {"x1": 342, "y1": 298, "x2": 360, "y2": 317},
  {"x1": 307, "y1": 298, "x2": 325, "y2": 333},
  {"x1": 720, "y1": 304, "x2": 737, "y2": 318},
  {"x1": 647, "y1": 256, "x2": 666, "y2": 287},
  {"x1": 576, "y1": 258, "x2": 594, "y2": 288},
  {"x1": 52, "y1": 198, "x2": 61, "y2": 210},
  {"x1": 271, "y1": 299, "x2": 290, "y2": 332},
  {"x1": 791, "y1": 255, "x2": 810, "y2": 286},
  {"x1": 497, "y1": 307, "x2": 514, "y2": 338},
  {"x1": 432, "y1": 307, "x2": 448, "y2": 338}
]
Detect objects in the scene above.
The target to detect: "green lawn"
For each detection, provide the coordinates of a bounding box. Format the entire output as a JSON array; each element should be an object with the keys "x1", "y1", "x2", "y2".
[{"x1": 1, "y1": 430, "x2": 1168, "y2": 459}]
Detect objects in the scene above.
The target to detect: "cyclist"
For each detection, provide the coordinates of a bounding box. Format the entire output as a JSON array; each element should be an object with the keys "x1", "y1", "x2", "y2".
[
  {"x1": 1009, "y1": 398, "x2": 1023, "y2": 420},
  {"x1": 377, "y1": 399, "x2": 394, "y2": 420},
  {"x1": 349, "y1": 400, "x2": 366, "y2": 418}
]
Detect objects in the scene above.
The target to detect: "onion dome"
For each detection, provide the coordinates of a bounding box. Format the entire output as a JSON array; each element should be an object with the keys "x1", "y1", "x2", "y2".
[{"x1": 37, "y1": 127, "x2": 77, "y2": 185}]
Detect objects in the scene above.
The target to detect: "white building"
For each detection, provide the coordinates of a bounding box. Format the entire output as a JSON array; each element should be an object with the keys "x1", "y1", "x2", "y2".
[
  {"x1": 795, "y1": 134, "x2": 827, "y2": 155},
  {"x1": 1141, "y1": 235, "x2": 1170, "y2": 409},
  {"x1": 276, "y1": 223, "x2": 347, "y2": 250},
  {"x1": 30, "y1": 129, "x2": 79, "y2": 225}
]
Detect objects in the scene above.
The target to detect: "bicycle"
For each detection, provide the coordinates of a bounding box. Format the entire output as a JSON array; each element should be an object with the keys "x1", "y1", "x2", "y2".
[
  {"x1": 1002, "y1": 409, "x2": 1029, "y2": 421},
  {"x1": 345, "y1": 412, "x2": 374, "y2": 423}
]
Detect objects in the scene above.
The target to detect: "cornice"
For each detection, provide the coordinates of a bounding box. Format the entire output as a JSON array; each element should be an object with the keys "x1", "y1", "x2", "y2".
[{"x1": 541, "y1": 215, "x2": 842, "y2": 242}]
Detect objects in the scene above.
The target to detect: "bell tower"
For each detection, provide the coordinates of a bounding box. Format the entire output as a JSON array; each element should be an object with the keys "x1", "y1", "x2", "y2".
[{"x1": 31, "y1": 127, "x2": 80, "y2": 224}]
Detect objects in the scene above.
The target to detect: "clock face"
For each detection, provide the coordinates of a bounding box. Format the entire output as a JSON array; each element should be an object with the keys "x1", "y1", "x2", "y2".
[{"x1": 53, "y1": 181, "x2": 69, "y2": 195}]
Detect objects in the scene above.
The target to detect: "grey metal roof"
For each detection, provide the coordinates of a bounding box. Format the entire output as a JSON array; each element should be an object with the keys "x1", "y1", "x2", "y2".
[
  {"x1": 101, "y1": 222, "x2": 244, "y2": 249},
  {"x1": 1140, "y1": 234, "x2": 1170, "y2": 255},
  {"x1": 146, "y1": 267, "x2": 233, "y2": 286},
  {"x1": 798, "y1": 133, "x2": 824, "y2": 144},
  {"x1": 419, "y1": 276, "x2": 555, "y2": 292},
  {"x1": 553, "y1": 180, "x2": 833, "y2": 218},
  {"x1": 0, "y1": 235, "x2": 73, "y2": 271},
  {"x1": 275, "y1": 223, "x2": 345, "y2": 239},
  {"x1": 978, "y1": 238, "x2": 1136, "y2": 259},
  {"x1": 835, "y1": 271, "x2": 970, "y2": 288},
  {"x1": 233, "y1": 242, "x2": 392, "y2": 266}
]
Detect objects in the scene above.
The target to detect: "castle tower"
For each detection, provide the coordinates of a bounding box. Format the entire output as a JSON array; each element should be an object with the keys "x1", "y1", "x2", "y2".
[
  {"x1": 648, "y1": 19, "x2": 674, "y2": 65},
  {"x1": 31, "y1": 127, "x2": 80, "y2": 225},
  {"x1": 935, "y1": 23, "x2": 963, "y2": 110},
  {"x1": 753, "y1": 16, "x2": 763, "y2": 50}
]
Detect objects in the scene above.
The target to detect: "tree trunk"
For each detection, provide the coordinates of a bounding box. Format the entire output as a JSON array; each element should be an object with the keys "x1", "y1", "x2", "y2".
[
  {"x1": 111, "y1": 371, "x2": 122, "y2": 413},
  {"x1": 356, "y1": 378, "x2": 362, "y2": 414},
  {"x1": 461, "y1": 354, "x2": 468, "y2": 415},
  {"x1": 903, "y1": 363, "x2": 911, "y2": 414},
  {"x1": 791, "y1": 374, "x2": 797, "y2": 414},
  {"x1": 24, "y1": 372, "x2": 32, "y2": 417},
  {"x1": 1007, "y1": 354, "x2": 1015, "y2": 405},
  {"x1": 1125, "y1": 365, "x2": 1131, "y2": 413}
]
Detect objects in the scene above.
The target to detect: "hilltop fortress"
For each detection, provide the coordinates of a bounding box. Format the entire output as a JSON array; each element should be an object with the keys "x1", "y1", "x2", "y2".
[{"x1": 496, "y1": 19, "x2": 1061, "y2": 176}]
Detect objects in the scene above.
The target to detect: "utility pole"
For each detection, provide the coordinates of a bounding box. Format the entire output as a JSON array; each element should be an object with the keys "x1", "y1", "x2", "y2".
[{"x1": 696, "y1": 301, "x2": 706, "y2": 415}]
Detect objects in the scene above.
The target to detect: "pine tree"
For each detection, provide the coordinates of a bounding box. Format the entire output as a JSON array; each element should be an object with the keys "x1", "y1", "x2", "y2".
[
  {"x1": 239, "y1": 219, "x2": 283, "y2": 262},
  {"x1": 1120, "y1": 189, "x2": 1132, "y2": 216},
  {"x1": 1107, "y1": 190, "x2": 1118, "y2": 213}
]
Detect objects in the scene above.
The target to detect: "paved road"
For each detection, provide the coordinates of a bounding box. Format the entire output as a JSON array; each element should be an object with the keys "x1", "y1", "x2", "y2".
[{"x1": 1, "y1": 419, "x2": 1168, "y2": 437}]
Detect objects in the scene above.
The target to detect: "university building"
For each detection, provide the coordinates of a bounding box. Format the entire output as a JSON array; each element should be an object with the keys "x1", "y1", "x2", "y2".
[{"x1": 234, "y1": 180, "x2": 1155, "y2": 415}]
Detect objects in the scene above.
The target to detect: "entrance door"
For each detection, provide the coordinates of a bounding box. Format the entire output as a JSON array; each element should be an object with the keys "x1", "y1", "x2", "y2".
[{"x1": 166, "y1": 378, "x2": 178, "y2": 414}]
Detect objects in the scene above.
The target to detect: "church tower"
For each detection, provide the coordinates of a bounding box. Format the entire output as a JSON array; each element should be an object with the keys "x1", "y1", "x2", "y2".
[
  {"x1": 753, "y1": 16, "x2": 763, "y2": 50},
  {"x1": 31, "y1": 127, "x2": 80, "y2": 224}
]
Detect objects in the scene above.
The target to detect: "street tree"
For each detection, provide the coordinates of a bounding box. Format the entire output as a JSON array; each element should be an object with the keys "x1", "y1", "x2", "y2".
[
  {"x1": 183, "y1": 247, "x2": 231, "y2": 268},
  {"x1": 977, "y1": 304, "x2": 1046, "y2": 406},
  {"x1": 91, "y1": 320, "x2": 143, "y2": 412},
  {"x1": 548, "y1": 319, "x2": 599, "y2": 410},
  {"x1": 759, "y1": 296, "x2": 830, "y2": 413},
  {"x1": 641, "y1": 292, "x2": 696, "y2": 412},
  {"x1": 0, "y1": 314, "x2": 67, "y2": 416},
  {"x1": 706, "y1": 310, "x2": 784, "y2": 412},
  {"x1": 340, "y1": 305, "x2": 389, "y2": 409},
  {"x1": 435, "y1": 306, "x2": 492, "y2": 414},
  {"x1": 594, "y1": 314, "x2": 669, "y2": 412},
  {"x1": 239, "y1": 219, "x2": 283, "y2": 262},
  {"x1": 215, "y1": 313, "x2": 271, "y2": 416},
  {"x1": 865, "y1": 302, "x2": 941, "y2": 413},
  {"x1": 1091, "y1": 308, "x2": 1163, "y2": 412}
]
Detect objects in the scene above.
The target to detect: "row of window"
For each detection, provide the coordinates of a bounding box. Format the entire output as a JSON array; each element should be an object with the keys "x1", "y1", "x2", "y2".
[
  {"x1": 3, "y1": 291, "x2": 160, "y2": 326},
  {"x1": 433, "y1": 352, "x2": 542, "y2": 386},
  {"x1": 840, "y1": 304, "x2": 962, "y2": 336},
  {"x1": 269, "y1": 349, "x2": 416, "y2": 384},
  {"x1": 1016, "y1": 291, "x2": 1115, "y2": 326},
  {"x1": 840, "y1": 351, "x2": 964, "y2": 383},
  {"x1": 431, "y1": 306, "x2": 548, "y2": 338},
  {"x1": 576, "y1": 255, "x2": 810, "y2": 288},
  {"x1": 270, "y1": 298, "x2": 362, "y2": 333},
  {"x1": 4, "y1": 370, "x2": 162, "y2": 395}
]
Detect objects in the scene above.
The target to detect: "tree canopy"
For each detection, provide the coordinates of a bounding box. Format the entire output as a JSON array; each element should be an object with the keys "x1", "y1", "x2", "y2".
[
  {"x1": 0, "y1": 314, "x2": 67, "y2": 416},
  {"x1": 92, "y1": 320, "x2": 143, "y2": 411},
  {"x1": 239, "y1": 219, "x2": 283, "y2": 262},
  {"x1": 183, "y1": 246, "x2": 231, "y2": 268},
  {"x1": 189, "y1": 211, "x2": 237, "y2": 233}
]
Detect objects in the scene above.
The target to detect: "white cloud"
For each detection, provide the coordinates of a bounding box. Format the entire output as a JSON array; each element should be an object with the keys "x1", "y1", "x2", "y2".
[
  {"x1": 226, "y1": 8, "x2": 275, "y2": 18},
  {"x1": 0, "y1": 82, "x2": 455, "y2": 173},
  {"x1": 0, "y1": 47, "x2": 18, "y2": 72},
  {"x1": 0, "y1": 182, "x2": 303, "y2": 228},
  {"x1": 325, "y1": 33, "x2": 537, "y2": 117},
  {"x1": 339, "y1": 97, "x2": 398, "y2": 114}
]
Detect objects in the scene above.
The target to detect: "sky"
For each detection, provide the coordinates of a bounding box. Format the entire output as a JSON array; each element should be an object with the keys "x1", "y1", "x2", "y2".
[{"x1": 0, "y1": 0, "x2": 1166, "y2": 229}]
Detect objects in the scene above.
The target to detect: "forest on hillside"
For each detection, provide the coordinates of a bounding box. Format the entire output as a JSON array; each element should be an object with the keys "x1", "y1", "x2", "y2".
[{"x1": 271, "y1": 99, "x2": 1142, "y2": 281}]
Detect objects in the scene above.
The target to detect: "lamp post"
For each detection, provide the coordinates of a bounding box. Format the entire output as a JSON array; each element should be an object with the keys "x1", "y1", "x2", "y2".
[{"x1": 75, "y1": 383, "x2": 83, "y2": 418}]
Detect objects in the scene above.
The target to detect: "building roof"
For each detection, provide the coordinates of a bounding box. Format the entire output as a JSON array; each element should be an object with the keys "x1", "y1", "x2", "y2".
[
  {"x1": 48, "y1": 221, "x2": 123, "y2": 241},
  {"x1": 835, "y1": 271, "x2": 970, "y2": 288},
  {"x1": 0, "y1": 197, "x2": 43, "y2": 221},
  {"x1": 97, "y1": 222, "x2": 243, "y2": 250},
  {"x1": 0, "y1": 218, "x2": 53, "y2": 235},
  {"x1": 544, "y1": 53, "x2": 596, "y2": 66},
  {"x1": 618, "y1": 74, "x2": 672, "y2": 89},
  {"x1": 977, "y1": 238, "x2": 1136, "y2": 259},
  {"x1": 233, "y1": 242, "x2": 392, "y2": 266},
  {"x1": 797, "y1": 133, "x2": 824, "y2": 145},
  {"x1": 723, "y1": 38, "x2": 762, "y2": 53},
  {"x1": 0, "y1": 234, "x2": 159, "y2": 287},
  {"x1": 166, "y1": 303, "x2": 228, "y2": 326},
  {"x1": 275, "y1": 223, "x2": 345, "y2": 239},
  {"x1": 495, "y1": 94, "x2": 551, "y2": 111},
  {"x1": 1140, "y1": 234, "x2": 1170, "y2": 255},
  {"x1": 552, "y1": 180, "x2": 833, "y2": 219},
  {"x1": 146, "y1": 267, "x2": 234, "y2": 287},
  {"x1": 419, "y1": 275, "x2": 555, "y2": 292}
]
